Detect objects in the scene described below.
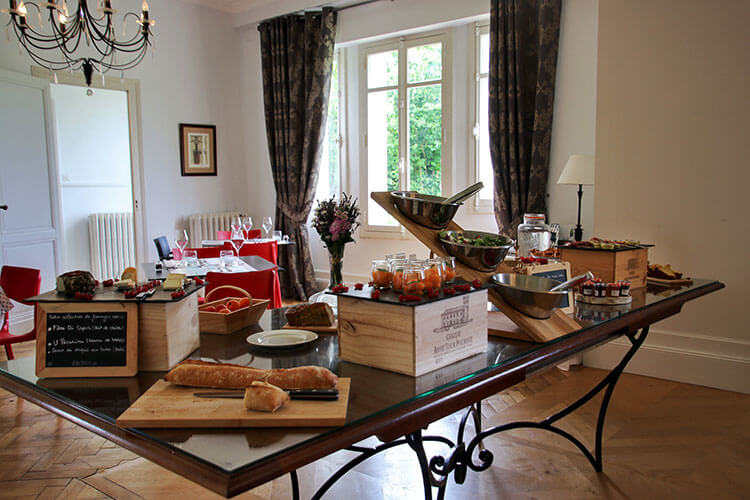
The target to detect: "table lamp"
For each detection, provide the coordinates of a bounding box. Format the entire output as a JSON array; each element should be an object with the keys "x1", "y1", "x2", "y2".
[{"x1": 557, "y1": 155, "x2": 595, "y2": 241}]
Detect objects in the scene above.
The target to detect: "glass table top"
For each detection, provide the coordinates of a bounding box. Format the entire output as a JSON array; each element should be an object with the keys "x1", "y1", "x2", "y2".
[{"x1": 0, "y1": 279, "x2": 721, "y2": 474}]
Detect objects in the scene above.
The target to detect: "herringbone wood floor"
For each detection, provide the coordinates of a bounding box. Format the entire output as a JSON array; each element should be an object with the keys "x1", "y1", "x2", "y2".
[{"x1": 1, "y1": 342, "x2": 749, "y2": 499}]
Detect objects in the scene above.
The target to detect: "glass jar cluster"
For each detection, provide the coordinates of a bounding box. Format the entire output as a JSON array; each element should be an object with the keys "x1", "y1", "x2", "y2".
[{"x1": 371, "y1": 253, "x2": 458, "y2": 295}]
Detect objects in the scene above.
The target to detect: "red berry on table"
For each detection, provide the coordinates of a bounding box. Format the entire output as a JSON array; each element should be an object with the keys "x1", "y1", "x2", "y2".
[
  {"x1": 443, "y1": 287, "x2": 456, "y2": 296},
  {"x1": 472, "y1": 279, "x2": 482, "y2": 289},
  {"x1": 368, "y1": 281, "x2": 374, "y2": 287},
  {"x1": 371, "y1": 289, "x2": 381, "y2": 300},
  {"x1": 354, "y1": 283, "x2": 364, "y2": 290},
  {"x1": 194, "y1": 278, "x2": 204, "y2": 285}
]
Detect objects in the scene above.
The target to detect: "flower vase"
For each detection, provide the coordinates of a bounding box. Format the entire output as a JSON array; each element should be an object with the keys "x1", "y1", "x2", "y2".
[{"x1": 328, "y1": 245, "x2": 345, "y2": 289}]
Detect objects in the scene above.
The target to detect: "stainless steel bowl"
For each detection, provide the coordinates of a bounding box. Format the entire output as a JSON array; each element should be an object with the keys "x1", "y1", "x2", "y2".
[
  {"x1": 390, "y1": 191, "x2": 461, "y2": 229},
  {"x1": 491, "y1": 273, "x2": 567, "y2": 319},
  {"x1": 439, "y1": 230, "x2": 514, "y2": 272}
]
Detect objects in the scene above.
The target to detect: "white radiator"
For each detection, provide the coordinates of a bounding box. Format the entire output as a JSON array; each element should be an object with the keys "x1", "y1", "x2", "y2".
[
  {"x1": 188, "y1": 211, "x2": 242, "y2": 244},
  {"x1": 88, "y1": 212, "x2": 135, "y2": 281}
]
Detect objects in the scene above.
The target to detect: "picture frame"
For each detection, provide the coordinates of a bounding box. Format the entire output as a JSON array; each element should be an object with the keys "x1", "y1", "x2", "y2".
[{"x1": 179, "y1": 123, "x2": 217, "y2": 176}]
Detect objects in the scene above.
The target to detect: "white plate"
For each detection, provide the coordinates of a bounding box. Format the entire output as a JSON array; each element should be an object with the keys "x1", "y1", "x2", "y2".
[{"x1": 246, "y1": 329, "x2": 318, "y2": 348}]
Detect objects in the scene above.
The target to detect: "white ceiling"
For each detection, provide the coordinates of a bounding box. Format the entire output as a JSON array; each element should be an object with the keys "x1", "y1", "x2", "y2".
[{"x1": 176, "y1": 0, "x2": 280, "y2": 14}]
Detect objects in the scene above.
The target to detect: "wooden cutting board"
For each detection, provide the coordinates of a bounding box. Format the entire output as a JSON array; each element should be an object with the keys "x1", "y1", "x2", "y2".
[
  {"x1": 116, "y1": 378, "x2": 350, "y2": 428},
  {"x1": 282, "y1": 321, "x2": 338, "y2": 333},
  {"x1": 647, "y1": 276, "x2": 693, "y2": 287}
]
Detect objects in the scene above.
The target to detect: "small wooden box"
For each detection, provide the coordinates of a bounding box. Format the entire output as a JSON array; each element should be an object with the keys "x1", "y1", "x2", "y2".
[
  {"x1": 138, "y1": 293, "x2": 200, "y2": 371},
  {"x1": 559, "y1": 247, "x2": 648, "y2": 288},
  {"x1": 338, "y1": 290, "x2": 488, "y2": 377}
]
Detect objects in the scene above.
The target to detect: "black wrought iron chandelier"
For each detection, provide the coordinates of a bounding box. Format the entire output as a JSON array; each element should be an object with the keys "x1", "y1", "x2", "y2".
[{"x1": 2, "y1": 0, "x2": 155, "y2": 88}]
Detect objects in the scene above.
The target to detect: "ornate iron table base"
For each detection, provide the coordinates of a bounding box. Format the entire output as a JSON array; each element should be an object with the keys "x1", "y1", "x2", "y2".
[{"x1": 297, "y1": 327, "x2": 648, "y2": 500}]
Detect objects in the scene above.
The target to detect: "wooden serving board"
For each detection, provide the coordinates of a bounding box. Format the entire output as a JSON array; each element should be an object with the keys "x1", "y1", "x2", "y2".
[
  {"x1": 647, "y1": 276, "x2": 693, "y2": 287},
  {"x1": 282, "y1": 321, "x2": 338, "y2": 334},
  {"x1": 116, "y1": 378, "x2": 350, "y2": 428},
  {"x1": 371, "y1": 191, "x2": 580, "y2": 343}
]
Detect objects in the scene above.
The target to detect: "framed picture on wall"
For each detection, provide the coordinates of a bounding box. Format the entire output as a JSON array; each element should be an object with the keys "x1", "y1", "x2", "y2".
[{"x1": 179, "y1": 123, "x2": 217, "y2": 176}]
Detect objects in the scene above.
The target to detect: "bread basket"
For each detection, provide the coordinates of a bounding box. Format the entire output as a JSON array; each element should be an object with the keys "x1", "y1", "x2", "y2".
[{"x1": 199, "y1": 285, "x2": 269, "y2": 334}]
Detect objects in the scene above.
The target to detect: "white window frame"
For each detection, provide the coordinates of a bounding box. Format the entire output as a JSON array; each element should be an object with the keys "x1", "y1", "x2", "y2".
[
  {"x1": 471, "y1": 23, "x2": 493, "y2": 214},
  {"x1": 358, "y1": 31, "x2": 452, "y2": 238},
  {"x1": 316, "y1": 48, "x2": 345, "y2": 203}
]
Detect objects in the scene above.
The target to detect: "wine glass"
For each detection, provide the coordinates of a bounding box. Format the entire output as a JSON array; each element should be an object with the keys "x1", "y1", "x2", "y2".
[
  {"x1": 230, "y1": 216, "x2": 242, "y2": 234},
  {"x1": 173, "y1": 229, "x2": 188, "y2": 266},
  {"x1": 242, "y1": 216, "x2": 253, "y2": 239},
  {"x1": 229, "y1": 228, "x2": 245, "y2": 266},
  {"x1": 262, "y1": 216, "x2": 273, "y2": 239}
]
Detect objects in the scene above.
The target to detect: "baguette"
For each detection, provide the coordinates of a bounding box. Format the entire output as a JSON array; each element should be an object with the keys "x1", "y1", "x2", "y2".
[
  {"x1": 244, "y1": 381, "x2": 290, "y2": 412},
  {"x1": 164, "y1": 359, "x2": 338, "y2": 389}
]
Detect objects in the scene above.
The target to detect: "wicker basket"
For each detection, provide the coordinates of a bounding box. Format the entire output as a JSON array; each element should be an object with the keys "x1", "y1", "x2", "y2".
[{"x1": 198, "y1": 285, "x2": 269, "y2": 334}]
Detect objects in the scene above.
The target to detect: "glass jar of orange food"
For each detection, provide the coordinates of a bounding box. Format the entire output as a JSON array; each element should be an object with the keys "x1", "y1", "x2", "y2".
[
  {"x1": 425, "y1": 258, "x2": 444, "y2": 289},
  {"x1": 443, "y1": 256, "x2": 457, "y2": 283},
  {"x1": 371, "y1": 260, "x2": 393, "y2": 288},
  {"x1": 401, "y1": 263, "x2": 427, "y2": 295},
  {"x1": 390, "y1": 259, "x2": 409, "y2": 292}
]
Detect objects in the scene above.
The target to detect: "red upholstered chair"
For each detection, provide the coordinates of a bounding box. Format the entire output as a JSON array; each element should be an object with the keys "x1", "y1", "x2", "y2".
[
  {"x1": 182, "y1": 247, "x2": 222, "y2": 259},
  {"x1": 223, "y1": 240, "x2": 278, "y2": 265},
  {"x1": 0, "y1": 266, "x2": 41, "y2": 360},
  {"x1": 244, "y1": 229, "x2": 262, "y2": 239},
  {"x1": 216, "y1": 230, "x2": 231, "y2": 240},
  {"x1": 204, "y1": 270, "x2": 282, "y2": 309}
]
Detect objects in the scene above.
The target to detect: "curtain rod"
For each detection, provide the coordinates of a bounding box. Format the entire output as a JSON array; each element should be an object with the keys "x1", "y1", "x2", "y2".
[{"x1": 257, "y1": 0, "x2": 391, "y2": 28}]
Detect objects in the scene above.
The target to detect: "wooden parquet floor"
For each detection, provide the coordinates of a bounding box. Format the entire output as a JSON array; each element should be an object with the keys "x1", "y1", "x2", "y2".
[{"x1": 1, "y1": 344, "x2": 749, "y2": 499}]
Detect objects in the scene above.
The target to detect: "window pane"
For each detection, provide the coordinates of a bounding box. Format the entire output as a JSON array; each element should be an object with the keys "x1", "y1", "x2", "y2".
[
  {"x1": 478, "y1": 76, "x2": 493, "y2": 200},
  {"x1": 407, "y1": 43, "x2": 442, "y2": 84},
  {"x1": 316, "y1": 53, "x2": 339, "y2": 202},
  {"x1": 368, "y1": 50, "x2": 398, "y2": 89},
  {"x1": 367, "y1": 89, "x2": 399, "y2": 226},
  {"x1": 408, "y1": 84, "x2": 441, "y2": 196},
  {"x1": 479, "y1": 32, "x2": 490, "y2": 74}
]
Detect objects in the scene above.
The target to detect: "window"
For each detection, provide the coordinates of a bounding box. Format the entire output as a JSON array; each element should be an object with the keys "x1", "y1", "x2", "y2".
[
  {"x1": 361, "y1": 33, "x2": 450, "y2": 232},
  {"x1": 473, "y1": 25, "x2": 493, "y2": 211},
  {"x1": 316, "y1": 50, "x2": 342, "y2": 203}
]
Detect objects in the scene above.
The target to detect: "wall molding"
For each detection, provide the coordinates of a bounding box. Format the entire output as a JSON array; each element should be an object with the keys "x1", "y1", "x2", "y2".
[{"x1": 583, "y1": 328, "x2": 749, "y2": 394}]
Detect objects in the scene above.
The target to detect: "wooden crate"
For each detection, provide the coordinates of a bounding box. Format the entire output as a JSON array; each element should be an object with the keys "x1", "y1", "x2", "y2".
[
  {"x1": 559, "y1": 247, "x2": 648, "y2": 288},
  {"x1": 138, "y1": 293, "x2": 200, "y2": 371},
  {"x1": 199, "y1": 297, "x2": 268, "y2": 334},
  {"x1": 338, "y1": 290, "x2": 488, "y2": 377}
]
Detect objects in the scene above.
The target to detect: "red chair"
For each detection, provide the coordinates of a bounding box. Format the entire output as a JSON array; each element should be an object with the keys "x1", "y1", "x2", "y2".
[
  {"x1": 205, "y1": 270, "x2": 282, "y2": 309},
  {"x1": 182, "y1": 247, "x2": 222, "y2": 259},
  {"x1": 244, "y1": 229, "x2": 261, "y2": 239},
  {"x1": 216, "y1": 230, "x2": 231, "y2": 240},
  {"x1": 0, "y1": 266, "x2": 41, "y2": 360},
  {"x1": 223, "y1": 240, "x2": 278, "y2": 265}
]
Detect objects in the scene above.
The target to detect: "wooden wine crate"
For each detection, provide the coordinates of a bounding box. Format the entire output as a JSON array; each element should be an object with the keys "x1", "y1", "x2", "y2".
[
  {"x1": 138, "y1": 293, "x2": 200, "y2": 371},
  {"x1": 559, "y1": 246, "x2": 648, "y2": 288},
  {"x1": 337, "y1": 290, "x2": 488, "y2": 377}
]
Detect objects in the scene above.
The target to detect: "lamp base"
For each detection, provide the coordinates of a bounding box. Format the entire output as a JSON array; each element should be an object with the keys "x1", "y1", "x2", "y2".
[{"x1": 574, "y1": 226, "x2": 583, "y2": 242}]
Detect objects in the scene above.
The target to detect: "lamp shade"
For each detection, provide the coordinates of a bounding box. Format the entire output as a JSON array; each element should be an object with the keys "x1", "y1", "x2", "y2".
[{"x1": 557, "y1": 155, "x2": 595, "y2": 185}]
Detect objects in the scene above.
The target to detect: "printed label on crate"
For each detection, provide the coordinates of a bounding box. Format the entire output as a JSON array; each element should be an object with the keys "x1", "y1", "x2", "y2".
[{"x1": 414, "y1": 290, "x2": 488, "y2": 374}]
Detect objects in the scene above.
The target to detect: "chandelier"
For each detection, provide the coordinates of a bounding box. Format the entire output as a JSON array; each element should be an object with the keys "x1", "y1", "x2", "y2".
[{"x1": 2, "y1": 0, "x2": 155, "y2": 89}]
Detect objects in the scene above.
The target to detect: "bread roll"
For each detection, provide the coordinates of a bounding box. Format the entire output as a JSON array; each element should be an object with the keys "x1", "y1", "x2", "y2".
[
  {"x1": 244, "y1": 381, "x2": 289, "y2": 412},
  {"x1": 285, "y1": 303, "x2": 335, "y2": 326},
  {"x1": 164, "y1": 359, "x2": 338, "y2": 389}
]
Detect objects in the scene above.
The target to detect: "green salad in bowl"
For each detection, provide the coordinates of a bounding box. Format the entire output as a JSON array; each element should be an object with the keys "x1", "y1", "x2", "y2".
[{"x1": 438, "y1": 231, "x2": 509, "y2": 247}]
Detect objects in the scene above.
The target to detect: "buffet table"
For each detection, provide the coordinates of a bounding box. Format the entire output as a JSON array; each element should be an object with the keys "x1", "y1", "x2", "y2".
[{"x1": 0, "y1": 280, "x2": 723, "y2": 498}]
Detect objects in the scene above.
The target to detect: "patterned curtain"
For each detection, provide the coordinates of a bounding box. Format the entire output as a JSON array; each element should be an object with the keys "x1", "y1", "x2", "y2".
[
  {"x1": 489, "y1": 0, "x2": 562, "y2": 238},
  {"x1": 259, "y1": 8, "x2": 337, "y2": 300}
]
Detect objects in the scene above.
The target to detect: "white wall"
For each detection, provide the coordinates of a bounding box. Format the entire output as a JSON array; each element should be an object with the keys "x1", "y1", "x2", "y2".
[
  {"x1": 0, "y1": 0, "x2": 247, "y2": 266},
  {"x1": 584, "y1": 0, "x2": 750, "y2": 393},
  {"x1": 239, "y1": 0, "x2": 599, "y2": 285},
  {"x1": 50, "y1": 84, "x2": 133, "y2": 273}
]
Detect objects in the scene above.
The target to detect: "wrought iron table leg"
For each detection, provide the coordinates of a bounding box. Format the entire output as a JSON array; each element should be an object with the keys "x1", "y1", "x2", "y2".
[{"x1": 289, "y1": 470, "x2": 299, "y2": 500}]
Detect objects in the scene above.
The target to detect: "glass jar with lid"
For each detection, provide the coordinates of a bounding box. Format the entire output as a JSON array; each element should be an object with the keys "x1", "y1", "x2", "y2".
[
  {"x1": 517, "y1": 213, "x2": 551, "y2": 257},
  {"x1": 371, "y1": 259, "x2": 393, "y2": 288}
]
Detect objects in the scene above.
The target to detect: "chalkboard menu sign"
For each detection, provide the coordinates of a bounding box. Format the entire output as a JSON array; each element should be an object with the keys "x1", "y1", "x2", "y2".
[
  {"x1": 45, "y1": 312, "x2": 128, "y2": 368},
  {"x1": 35, "y1": 302, "x2": 138, "y2": 377}
]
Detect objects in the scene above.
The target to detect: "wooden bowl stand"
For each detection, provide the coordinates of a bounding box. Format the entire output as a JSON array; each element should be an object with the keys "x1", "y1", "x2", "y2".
[{"x1": 371, "y1": 191, "x2": 580, "y2": 343}]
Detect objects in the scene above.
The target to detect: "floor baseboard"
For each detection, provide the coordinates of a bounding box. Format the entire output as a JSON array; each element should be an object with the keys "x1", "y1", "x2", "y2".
[{"x1": 583, "y1": 328, "x2": 750, "y2": 394}]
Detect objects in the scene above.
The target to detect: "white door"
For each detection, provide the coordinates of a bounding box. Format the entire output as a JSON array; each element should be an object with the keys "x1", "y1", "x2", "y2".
[{"x1": 0, "y1": 69, "x2": 63, "y2": 329}]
